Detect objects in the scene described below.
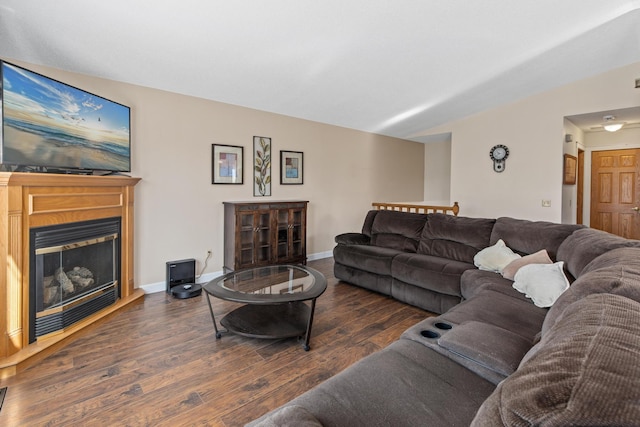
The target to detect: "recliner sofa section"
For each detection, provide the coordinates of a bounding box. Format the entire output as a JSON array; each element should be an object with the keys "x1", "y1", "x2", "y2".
[{"x1": 333, "y1": 210, "x2": 583, "y2": 314}]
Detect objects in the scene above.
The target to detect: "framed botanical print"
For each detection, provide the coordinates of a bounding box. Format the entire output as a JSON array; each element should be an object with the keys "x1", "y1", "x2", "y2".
[
  {"x1": 212, "y1": 144, "x2": 243, "y2": 184},
  {"x1": 280, "y1": 150, "x2": 303, "y2": 185},
  {"x1": 254, "y1": 136, "x2": 272, "y2": 196}
]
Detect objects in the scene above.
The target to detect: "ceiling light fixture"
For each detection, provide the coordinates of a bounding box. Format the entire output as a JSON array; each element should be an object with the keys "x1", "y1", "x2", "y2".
[{"x1": 603, "y1": 115, "x2": 624, "y2": 132}]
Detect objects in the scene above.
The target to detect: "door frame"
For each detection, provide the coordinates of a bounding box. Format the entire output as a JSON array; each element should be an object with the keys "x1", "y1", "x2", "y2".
[{"x1": 577, "y1": 149, "x2": 584, "y2": 224}]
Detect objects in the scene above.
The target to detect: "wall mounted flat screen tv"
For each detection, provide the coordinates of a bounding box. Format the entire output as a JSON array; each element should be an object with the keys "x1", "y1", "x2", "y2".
[{"x1": 0, "y1": 60, "x2": 131, "y2": 173}]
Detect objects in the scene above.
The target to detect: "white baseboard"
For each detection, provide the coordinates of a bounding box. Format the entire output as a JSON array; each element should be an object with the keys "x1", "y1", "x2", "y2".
[
  {"x1": 139, "y1": 271, "x2": 221, "y2": 294},
  {"x1": 308, "y1": 250, "x2": 332, "y2": 261},
  {"x1": 138, "y1": 251, "x2": 333, "y2": 294}
]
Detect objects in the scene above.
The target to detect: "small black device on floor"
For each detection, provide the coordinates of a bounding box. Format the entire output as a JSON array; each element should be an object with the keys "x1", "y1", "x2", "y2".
[{"x1": 166, "y1": 258, "x2": 201, "y2": 298}]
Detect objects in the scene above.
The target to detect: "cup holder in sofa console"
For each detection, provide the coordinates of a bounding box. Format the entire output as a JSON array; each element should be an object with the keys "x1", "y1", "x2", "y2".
[
  {"x1": 434, "y1": 322, "x2": 453, "y2": 330},
  {"x1": 420, "y1": 330, "x2": 440, "y2": 339}
]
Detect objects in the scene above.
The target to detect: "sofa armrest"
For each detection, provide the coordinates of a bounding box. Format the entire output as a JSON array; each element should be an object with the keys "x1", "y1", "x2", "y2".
[
  {"x1": 335, "y1": 232, "x2": 371, "y2": 245},
  {"x1": 438, "y1": 321, "x2": 532, "y2": 377}
]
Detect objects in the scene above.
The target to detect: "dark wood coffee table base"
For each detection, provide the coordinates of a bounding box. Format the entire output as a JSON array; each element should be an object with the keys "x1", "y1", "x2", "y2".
[
  {"x1": 203, "y1": 265, "x2": 326, "y2": 351},
  {"x1": 221, "y1": 302, "x2": 310, "y2": 339},
  {"x1": 207, "y1": 298, "x2": 319, "y2": 351}
]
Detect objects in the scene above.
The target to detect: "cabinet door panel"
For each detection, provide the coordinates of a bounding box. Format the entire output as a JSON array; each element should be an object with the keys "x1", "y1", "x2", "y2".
[
  {"x1": 238, "y1": 212, "x2": 256, "y2": 267},
  {"x1": 253, "y1": 211, "x2": 273, "y2": 266},
  {"x1": 276, "y1": 209, "x2": 289, "y2": 258}
]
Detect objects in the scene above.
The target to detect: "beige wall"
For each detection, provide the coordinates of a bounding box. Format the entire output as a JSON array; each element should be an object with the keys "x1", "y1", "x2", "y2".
[
  {"x1": 6, "y1": 60, "x2": 425, "y2": 288},
  {"x1": 419, "y1": 61, "x2": 640, "y2": 221},
  {"x1": 423, "y1": 138, "x2": 451, "y2": 204}
]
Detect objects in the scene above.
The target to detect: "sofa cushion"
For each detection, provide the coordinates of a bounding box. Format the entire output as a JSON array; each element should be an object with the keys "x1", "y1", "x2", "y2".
[
  {"x1": 360, "y1": 209, "x2": 379, "y2": 236},
  {"x1": 541, "y1": 247, "x2": 640, "y2": 336},
  {"x1": 473, "y1": 239, "x2": 520, "y2": 273},
  {"x1": 472, "y1": 293, "x2": 640, "y2": 426},
  {"x1": 460, "y1": 269, "x2": 530, "y2": 302},
  {"x1": 490, "y1": 217, "x2": 584, "y2": 260},
  {"x1": 501, "y1": 249, "x2": 552, "y2": 280},
  {"x1": 401, "y1": 318, "x2": 533, "y2": 385},
  {"x1": 556, "y1": 227, "x2": 640, "y2": 278},
  {"x1": 390, "y1": 279, "x2": 462, "y2": 314},
  {"x1": 417, "y1": 214, "x2": 495, "y2": 263},
  {"x1": 438, "y1": 321, "x2": 533, "y2": 379},
  {"x1": 391, "y1": 252, "x2": 475, "y2": 297},
  {"x1": 369, "y1": 210, "x2": 427, "y2": 252},
  {"x1": 258, "y1": 339, "x2": 496, "y2": 427},
  {"x1": 512, "y1": 262, "x2": 569, "y2": 308},
  {"x1": 334, "y1": 232, "x2": 370, "y2": 245},
  {"x1": 333, "y1": 244, "x2": 401, "y2": 276},
  {"x1": 437, "y1": 291, "x2": 547, "y2": 341}
]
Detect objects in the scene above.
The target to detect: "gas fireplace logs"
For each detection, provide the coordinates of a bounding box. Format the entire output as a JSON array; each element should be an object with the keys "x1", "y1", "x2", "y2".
[{"x1": 44, "y1": 267, "x2": 95, "y2": 306}]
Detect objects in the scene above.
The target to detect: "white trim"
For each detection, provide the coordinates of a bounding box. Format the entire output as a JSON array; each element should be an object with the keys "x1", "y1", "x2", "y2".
[
  {"x1": 138, "y1": 251, "x2": 334, "y2": 294},
  {"x1": 308, "y1": 250, "x2": 333, "y2": 261},
  {"x1": 139, "y1": 271, "x2": 221, "y2": 294}
]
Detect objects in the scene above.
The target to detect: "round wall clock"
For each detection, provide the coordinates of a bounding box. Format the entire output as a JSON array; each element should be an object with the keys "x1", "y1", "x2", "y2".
[{"x1": 489, "y1": 144, "x2": 509, "y2": 172}]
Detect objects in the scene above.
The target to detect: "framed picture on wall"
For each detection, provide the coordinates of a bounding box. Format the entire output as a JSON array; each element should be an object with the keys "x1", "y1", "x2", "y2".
[
  {"x1": 563, "y1": 153, "x2": 577, "y2": 185},
  {"x1": 212, "y1": 144, "x2": 243, "y2": 184},
  {"x1": 280, "y1": 150, "x2": 303, "y2": 185},
  {"x1": 254, "y1": 136, "x2": 272, "y2": 196}
]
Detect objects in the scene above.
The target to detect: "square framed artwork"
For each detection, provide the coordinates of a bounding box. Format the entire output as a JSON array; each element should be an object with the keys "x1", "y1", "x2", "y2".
[
  {"x1": 212, "y1": 144, "x2": 243, "y2": 184},
  {"x1": 280, "y1": 150, "x2": 303, "y2": 185},
  {"x1": 254, "y1": 136, "x2": 272, "y2": 196}
]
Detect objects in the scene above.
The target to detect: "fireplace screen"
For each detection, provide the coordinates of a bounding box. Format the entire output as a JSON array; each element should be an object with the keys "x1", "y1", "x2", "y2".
[{"x1": 30, "y1": 218, "x2": 121, "y2": 341}]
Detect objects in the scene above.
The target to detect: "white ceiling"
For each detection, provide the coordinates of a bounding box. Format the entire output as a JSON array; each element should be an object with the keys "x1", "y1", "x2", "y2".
[
  {"x1": 1, "y1": 1, "x2": 640, "y2": 142},
  {"x1": 566, "y1": 106, "x2": 640, "y2": 133}
]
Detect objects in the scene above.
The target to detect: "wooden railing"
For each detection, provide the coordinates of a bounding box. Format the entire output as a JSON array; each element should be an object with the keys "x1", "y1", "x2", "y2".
[{"x1": 372, "y1": 201, "x2": 460, "y2": 216}]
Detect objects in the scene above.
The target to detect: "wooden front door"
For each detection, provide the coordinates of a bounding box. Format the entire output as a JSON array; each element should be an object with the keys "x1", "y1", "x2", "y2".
[{"x1": 591, "y1": 148, "x2": 640, "y2": 239}]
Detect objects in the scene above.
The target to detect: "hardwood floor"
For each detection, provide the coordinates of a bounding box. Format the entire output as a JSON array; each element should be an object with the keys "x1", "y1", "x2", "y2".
[{"x1": 0, "y1": 258, "x2": 433, "y2": 426}]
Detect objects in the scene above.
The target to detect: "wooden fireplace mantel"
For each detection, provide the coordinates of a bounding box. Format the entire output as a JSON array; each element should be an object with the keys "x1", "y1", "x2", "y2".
[{"x1": 0, "y1": 172, "x2": 142, "y2": 378}]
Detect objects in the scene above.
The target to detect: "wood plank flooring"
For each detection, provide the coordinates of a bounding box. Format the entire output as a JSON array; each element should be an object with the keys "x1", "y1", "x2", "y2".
[{"x1": 0, "y1": 258, "x2": 434, "y2": 426}]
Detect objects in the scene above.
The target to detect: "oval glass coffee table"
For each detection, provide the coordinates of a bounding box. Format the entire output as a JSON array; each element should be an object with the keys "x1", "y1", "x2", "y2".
[{"x1": 203, "y1": 265, "x2": 327, "y2": 351}]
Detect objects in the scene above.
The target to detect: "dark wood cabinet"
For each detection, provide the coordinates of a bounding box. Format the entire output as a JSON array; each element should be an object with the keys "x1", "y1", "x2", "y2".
[{"x1": 223, "y1": 201, "x2": 308, "y2": 271}]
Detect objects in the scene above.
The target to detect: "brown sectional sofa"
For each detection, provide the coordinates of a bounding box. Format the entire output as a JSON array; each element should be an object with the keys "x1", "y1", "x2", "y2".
[
  {"x1": 333, "y1": 210, "x2": 582, "y2": 313},
  {"x1": 247, "y1": 211, "x2": 640, "y2": 426}
]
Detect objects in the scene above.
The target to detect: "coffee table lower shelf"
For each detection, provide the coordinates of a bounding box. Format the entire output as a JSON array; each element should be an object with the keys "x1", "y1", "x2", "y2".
[
  {"x1": 221, "y1": 302, "x2": 310, "y2": 339},
  {"x1": 211, "y1": 301, "x2": 317, "y2": 350}
]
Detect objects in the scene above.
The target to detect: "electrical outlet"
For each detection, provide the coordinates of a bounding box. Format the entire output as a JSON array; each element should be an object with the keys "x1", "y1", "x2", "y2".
[{"x1": 542, "y1": 200, "x2": 551, "y2": 207}]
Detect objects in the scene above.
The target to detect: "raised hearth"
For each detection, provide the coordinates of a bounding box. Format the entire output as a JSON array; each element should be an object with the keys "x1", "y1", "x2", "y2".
[{"x1": 0, "y1": 172, "x2": 142, "y2": 378}]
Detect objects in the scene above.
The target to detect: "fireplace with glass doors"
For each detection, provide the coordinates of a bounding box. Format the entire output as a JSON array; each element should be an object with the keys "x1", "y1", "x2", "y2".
[{"x1": 29, "y1": 217, "x2": 121, "y2": 342}]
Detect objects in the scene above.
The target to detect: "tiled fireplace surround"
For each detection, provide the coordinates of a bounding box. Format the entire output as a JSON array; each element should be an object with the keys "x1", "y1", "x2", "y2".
[{"x1": 0, "y1": 172, "x2": 142, "y2": 378}]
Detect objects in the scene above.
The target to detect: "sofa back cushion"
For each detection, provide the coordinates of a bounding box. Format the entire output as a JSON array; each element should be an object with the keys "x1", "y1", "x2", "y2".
[
  {"x1": 490, "y1": 217, "x2": 584, "y2": 260},
  {"x1": 418, "y1": 214, "x2": 495, "y2": 263},
  {"x1": 361, "y1": 210, "x2": 379, "y2": 237},
  {"x1": 556, "y1": 227, "x2": 640, "y2": 279},
  {"x1": 369, "y1": 210, "x2": 428, "y2": 252},
  {"x1": 471, "y1": 293, "x2": 640, "y2": 426},
  {"x1": 540, "y1": 246, "x2": 640, "y2": 336}
]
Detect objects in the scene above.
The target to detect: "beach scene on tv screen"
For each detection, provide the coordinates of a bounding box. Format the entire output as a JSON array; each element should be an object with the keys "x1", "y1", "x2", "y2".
[{"x1": 2, "y1": 63, "x2": 130, "y2": 171}]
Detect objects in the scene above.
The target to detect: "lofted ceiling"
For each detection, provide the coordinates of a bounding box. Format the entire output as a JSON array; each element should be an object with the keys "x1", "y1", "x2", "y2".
[{"x1": 1, "y1": 1, "x2": 640, "y2": 142}]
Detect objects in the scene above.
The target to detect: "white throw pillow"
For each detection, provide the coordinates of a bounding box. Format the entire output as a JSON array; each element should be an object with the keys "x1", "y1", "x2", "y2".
[
  {"x1": 473, "y1": 239, "x2": 521, "y2": 273},
  {"x1": 512, "y1": 262, "x2": 570, "y2": 308}
]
